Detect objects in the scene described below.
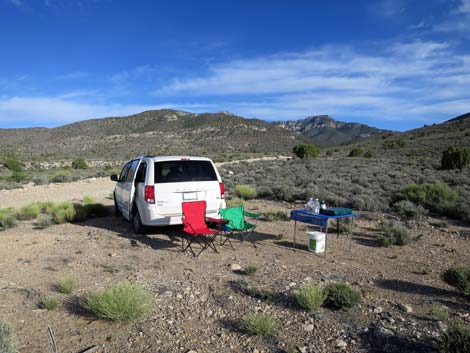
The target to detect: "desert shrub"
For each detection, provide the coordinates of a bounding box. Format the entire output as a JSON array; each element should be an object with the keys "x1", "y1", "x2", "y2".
[
  {"x1": 51, "y1": 202, "x2": 76, "y2": 223},
  {"x1": 36, "y1": 201, "x2": 55, "y2": 215},
  {"x1": 382, "y1": 139, "x2": 406, "y2": 149},
  {"x1": 401, "y1": 182, "x2": 458, "y2": 214},
  {"x1": 349, "y1": 148, "x2": 364, "y2": 157},
  {"x1": 3, "y1": 158, "x2": 22, "y2": 172},
  {"x1": 261, "y1": 210, "x2": 290, "y2": 221},
  {"x1": 226, "y1": 197, "x2": 244, "y2": 207},
  {"x1": 293, "y1": 144, "x2": 320, "y2": 159},
  {"x1": 392, "y1": 200, "x2": 425, "y2": 219},
  {"x1": 41, "y1": 298, "x2": 59, "y2": 311},
  {"x1": 441, "y1": 146, "x2": 470, "y2": 170},
  {"x1": 377, "y1": 220, "x2": 412, "y2": 247},
  {"x1": 241, "y1": 313, "x2": 277, "y2": 337},
  {"x1": 57, "y1": 276, "x2": 79, "y2": 294},
  {"x1": 243, "y1": 266, "x2": 258, "y2": 275},
  {"x1": 294, "y1": 282, "x2": 327, "y2": 312},
  {"x1": 441, "y1": 266, "x2": 470, "y2": 295},
  {"x1": 16, "y1": 204, "x2": 40, "y2": 220},
  {"x1": 430, "y1": 303, "x2": 450, "y2": 322},
  {"x1": 81, "y1": 283, "x2": 153, "y2": 321},
  {"x1": 50, "y1": 170, "x2": 72, "y2": 183},
  {"x1": 364, "y1": 150, "x2": 375, "y2": 158},
  {"x1": 234, "y1": 185, "x2": 257, "y2": 199},
  {"x1": 324, "y1": 282, "x2": 360, "y2": 310},
  {"x1": 8, "y1": 170, "x2": 29, "y2": 183},
  {"x1": 35, "y1": 214, "x2": 53, "y2": 229},
  {"x1": 83, "y1": 195, "x2": 96, "y2": 204},
  {"x1": 72, "y1": 158, "x2": 88, "y2": 169},
  {"x1": 0, "y1": 209, "x2": 18, "y2": 231},
  {"x1": 0, "y1": 322, "x2": 16, "y2": 353},
  {"x1": 440, "y1": 324, "x2": 470, "y2": 353},
  {"x1": 326, "y1": 149, "x2": 334, "y2": 156},
  {"x1": 75, "y1": 202, "x2": 108, "y2": 221}
]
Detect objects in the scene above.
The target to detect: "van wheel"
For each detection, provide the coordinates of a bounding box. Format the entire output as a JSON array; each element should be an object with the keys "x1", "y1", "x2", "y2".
[
  {"x1": 114, "y1": 194, "x2": 121, "y2": 217},
  {"x1": 132, "y1": 208, "x2": 145, "y2": 235}
]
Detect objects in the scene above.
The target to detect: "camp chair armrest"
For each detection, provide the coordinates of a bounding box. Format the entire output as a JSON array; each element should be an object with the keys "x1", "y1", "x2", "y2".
[
  {"x1": 243, "y1": 211, "x2": 260, "y2": 218},
  {"x1": 206, "y1": 217, "x2": 228, "y2": 224}
]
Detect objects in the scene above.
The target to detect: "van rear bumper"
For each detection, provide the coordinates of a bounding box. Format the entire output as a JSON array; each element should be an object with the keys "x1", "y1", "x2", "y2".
[{"x1": 139, "y1": 203, "x2": 220, "y2": 226}]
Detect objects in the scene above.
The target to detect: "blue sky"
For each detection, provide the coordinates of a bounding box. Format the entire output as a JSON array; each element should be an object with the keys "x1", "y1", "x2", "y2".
[{"x1": 0, "y1": 0, "x2": 469, "y2": 130}]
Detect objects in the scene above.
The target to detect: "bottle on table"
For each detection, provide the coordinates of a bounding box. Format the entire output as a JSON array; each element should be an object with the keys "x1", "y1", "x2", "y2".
[{"x1": 314, "y1": 198, "x2": 320, "y2": 213}]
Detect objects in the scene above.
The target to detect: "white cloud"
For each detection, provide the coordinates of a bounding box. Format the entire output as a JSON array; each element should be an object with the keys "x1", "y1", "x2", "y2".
[
  {"x1": 0, "y1": 96, "x2": 212, "y2": 126},
  {"x1": 457, "y1": 0, "x2": 470, "y2": 14}
]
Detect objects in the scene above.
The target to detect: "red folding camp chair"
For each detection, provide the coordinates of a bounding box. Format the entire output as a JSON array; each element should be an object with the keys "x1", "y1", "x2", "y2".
[{"x1": 181, "y1": 201, "x2": 224, "y2": 257}]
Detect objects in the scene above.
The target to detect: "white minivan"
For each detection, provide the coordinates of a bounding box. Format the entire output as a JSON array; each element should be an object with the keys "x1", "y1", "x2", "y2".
[{"x1": 111, "y1": 156, "x2": 226, "y2": 233}]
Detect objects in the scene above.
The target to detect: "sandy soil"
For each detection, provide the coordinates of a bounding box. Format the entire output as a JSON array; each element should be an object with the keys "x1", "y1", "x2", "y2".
[{"x1": 0, "y1": 182, "x2": 469, "y2": 353}]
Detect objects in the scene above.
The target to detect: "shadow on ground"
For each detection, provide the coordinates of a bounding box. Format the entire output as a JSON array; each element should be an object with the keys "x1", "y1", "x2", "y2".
[{"x1": 376, "y1": 279, "x2": 460, "y2": 298}]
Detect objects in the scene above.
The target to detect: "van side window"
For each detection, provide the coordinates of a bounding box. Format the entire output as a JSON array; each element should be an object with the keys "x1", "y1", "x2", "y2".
[
  {"x1": 135, "y1": 162, "x2": 147, "y2": 183},
  {"x1": 125, "y1": 159, "x2": 140, "y2": 182},
  {"x1": 119, "y1": 162, "x2": 131, "y2": 182}
]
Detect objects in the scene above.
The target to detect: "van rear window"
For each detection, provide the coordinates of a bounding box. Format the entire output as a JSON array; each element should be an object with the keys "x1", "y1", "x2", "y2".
[{"x1": 154, "y1": 161, "x2": 217, "y2": 183}]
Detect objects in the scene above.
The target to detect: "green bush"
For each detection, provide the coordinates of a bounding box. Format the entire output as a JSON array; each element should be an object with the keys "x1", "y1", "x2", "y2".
[
  {"x1": 72, "y1": 158, "x2": 88, "y2": 169},
  {"x1": 243, "y1": 266, "x2": 258, "y2": 275},
  {"x1": 324, "y1": 282, "x2": 360, "y2": 310},
  {"x1": 377, "y1": 220, "x2": 412, "y2": 247},
  {"x1": 234, "y1": 185, "x2": 257, "y2": 199},
  {"x1": 401, "y1": 182, "x2": 458, "y2": 214},
  {"x1": 261, "y1": 210, "x2": 290, "y2": 221},
  {"x1": 50, "y1": 170, "x2": 72, "y2": 183},
  {"x1": 51, "y1": 202, "x2": 76, "y2": 223},
  {"x1": 349, "y1": 148, "x2": 364, "y2": 157},
  {"x1": 57, "y1": 276, "x2": 80, "y2": 294},
  {"x1": 392, "y1": 200, "x2": 424, "y2": 219},
  {"x1": 3, "y1": 159, "x2": 22, "y2": 172},
  {"x1": 36, "y1": 201, "x2": 55, "y2": 215},
  {"x1": 8, "y1": 170, "x2": 29, "y2": 183},
  {"x1": 293, "y1": 144, "x2": 320, "y2": 159},
  {"x1": 41, "y1": 298, "x2": 59, "y2": 311},
  {"x1": 441, "y1": 266, "x2": 470, "y2": 295},
  {"x1": 0, "y1": 322, "x2": 16, "y2": 353},
  {"x1": 81, "y1": 283, "x2": 153, "y2": 321},
  {"x1": 16, "y1": 204, "x2": 40, "y2": 220},
  {"x1": 382, "y1": 139, "x2": 406, "y2": 149},
  {"x1": 226, "y1": 197, "x2": 244, "y2": 208},
  {"x1": 241, "y1": 313, "x2": 277, "y2": 337},
  {"x1": 440, "y1": 324, "x2": 470, "y2": 353},
  {"x1": 294, "y1": 282, "x2": 327, "y2": 312},
  {"x1": 35, "y1": 214, "x2": 53, "y2": 229},
  {"x1": 0, "y1": 209, "x2": 18, "y2": 231},
  {"x1": 441, "y1": 146, "x2": 470, "y2": 170},
  {"x1": 431, "y1": 303, "x2": 450, "y2": 322}
]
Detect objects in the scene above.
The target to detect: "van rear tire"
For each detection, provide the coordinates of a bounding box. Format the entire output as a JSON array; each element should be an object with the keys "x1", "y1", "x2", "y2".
[{"x1": 132, "y1": 208, "x2": 145, "y2": 235}]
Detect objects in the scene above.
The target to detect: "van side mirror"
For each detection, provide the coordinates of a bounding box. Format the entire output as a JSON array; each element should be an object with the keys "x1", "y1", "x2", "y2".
[{"x1": 110, "y1": 174, "x2": 118, "y2": 182}]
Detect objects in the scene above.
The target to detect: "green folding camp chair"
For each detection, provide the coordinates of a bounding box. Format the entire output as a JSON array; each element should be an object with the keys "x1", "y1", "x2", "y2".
[{"x1": 219, "y1": 205, "x2": 260, "y2": 247}]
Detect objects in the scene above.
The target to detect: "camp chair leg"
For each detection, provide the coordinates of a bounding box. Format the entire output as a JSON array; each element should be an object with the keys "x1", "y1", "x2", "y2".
[{"x1": 220, "y1": 231, "x2": 235, "y2": 249}]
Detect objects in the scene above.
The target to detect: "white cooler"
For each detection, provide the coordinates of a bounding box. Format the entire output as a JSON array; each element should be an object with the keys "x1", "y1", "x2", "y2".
[{"x1": 307, "y1": 231, "x2": 326, "y2": 253}]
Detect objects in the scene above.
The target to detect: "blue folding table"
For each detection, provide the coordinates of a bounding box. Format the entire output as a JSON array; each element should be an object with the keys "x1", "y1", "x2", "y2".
[{"x1": 290, "y1": 209, "x2": 359, "y2": 254}]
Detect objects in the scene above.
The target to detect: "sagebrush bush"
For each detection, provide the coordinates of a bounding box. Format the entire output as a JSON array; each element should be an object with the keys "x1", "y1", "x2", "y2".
[
  {"x1": 50, "y1": 170, "x2": 72, "y2": 183},
  {"x1": 441, "y1": 146, "x2": 470, "y2": 170},
  {"x1": 226, "y1": 197, "x2": 244, "y2": 207},
  {"x1": 392, "y1": 200, "x2": 424, "y2": 219},
  {"x1": 261, "y1": 210, "x2": 290, "y2": 221},
  {"x1": 41, "y1": 298, "x2": 59, "y2": 311},
  {"x1": 16, "y1": 204, "x2": 40, "y2": 220},
  {"x1": 3, "y1": 158, "x2": 22, "y2": 172},
  {"x1": 377, "y1": 220, "x2": 412, "y2": 247},
  {"x1": 57, "y1": 276, "x2": 79, "y2": 294},
  {"x1": 431, "y1": 303, "x2": 450, "y2": 322},
  {"x1": 0, "y1": 322, "x2": 16, "y2": 353},
  {"x1": 51, "y1": 202, "x2": 76, "y2": 223},
  {"x1": 401, "y1": 182, "x2": 458, "y2": 214},
  {"x1": 81, "y1": 283, "x2": 153, "y2": 321},
  {"x1": 294, "y1": 282, "x2": 327, "y2": 311},
  {"x1": 324, "y1": 282, "x2": 360, "y2": 310},
  {"x1": 8, "y1": 170, "x2": 29, "y2": 183},
  {"x1": 440, "y1": 324, "x2": 470, "y2": 353},
  {"x1": 241, "y1": 313, "x2": 277, "y2": 337},
  {"x1": 35, "y1": 214, "x2": 53, "y2": 229},
  {"x1": 0, "y1": 209, "x2": 18, "y2": 231},
  {"x1": 293, "y1": 144, "x2": 319, "y2": 159},
  {"x1": 72, "y1": 158, "x2": 88, "y2": 169},
  {"x1": 441, "y1": 266, "x2": 470, "y2": 295},
  {"x1": 349, "y1": 148, "x2": 364, "y2": 157},
  {"x1": 234, "y1": 185, "x2": 257, "y2": 199}
]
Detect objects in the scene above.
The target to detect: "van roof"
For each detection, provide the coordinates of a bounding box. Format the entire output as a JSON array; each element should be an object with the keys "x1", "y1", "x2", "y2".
[{"x1": 144, "y1": 156, "x2": 213, "y2": 162}]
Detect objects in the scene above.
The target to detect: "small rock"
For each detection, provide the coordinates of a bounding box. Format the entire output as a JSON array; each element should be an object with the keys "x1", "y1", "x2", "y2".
[
  {"x1": 304, "y1": 324, "x2": 314, "y2": 332},
  {"x1": 398, "y1": 303, "x2": 413, "y2": 313},
  {"x1": 176, "y1": 293, "x2": 183, "y2": 299},
  {"x1": 298, "y1": 347, "x2": 308, "y2": 353},
  {"x1": 373, "y1": 306, "x2": 384, "y2": 314},
  {"x1": 231, "y1": 264, "x2": 242, "y2": 271},
  {"x1": 336, "y1": 339, "x2": 347, "y2": 349}
]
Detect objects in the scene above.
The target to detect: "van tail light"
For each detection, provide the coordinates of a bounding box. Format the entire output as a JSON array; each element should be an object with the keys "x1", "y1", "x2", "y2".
[
  {"x1": 144, "y1": 185, "x2": 155, "y2": 204},
  {"x1": 219, "y1": 182, "x2": 225, "y2": 199}
]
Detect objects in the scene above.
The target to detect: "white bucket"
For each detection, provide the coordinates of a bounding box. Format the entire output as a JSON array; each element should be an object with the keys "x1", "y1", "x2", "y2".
[{"x1": 307, "y1": 231, "x2": 326, "y2": 253}]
